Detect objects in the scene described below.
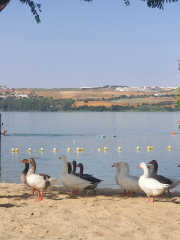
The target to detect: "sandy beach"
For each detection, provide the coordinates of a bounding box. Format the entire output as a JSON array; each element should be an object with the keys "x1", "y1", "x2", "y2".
[{"x1": 0, "y1": 184, "x2": 180, "y2": 240}]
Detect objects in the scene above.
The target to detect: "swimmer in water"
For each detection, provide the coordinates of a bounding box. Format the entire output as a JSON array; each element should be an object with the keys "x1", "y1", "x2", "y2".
[{"x1": 2, "y1": 127, "x2": 7, "y2": 135}]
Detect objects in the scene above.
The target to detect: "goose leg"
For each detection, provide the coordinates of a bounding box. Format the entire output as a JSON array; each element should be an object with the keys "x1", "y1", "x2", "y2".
[
  {"x1": 132, "y1": 191, "x2": 135, "y2": 194},
  {"x1": 167, "y1": 190, "x2": 172, "y2": 196},
  {"x1": 147, "y1": 195, "x2": 151, "y2": 203},
  {"x1": 35, "y1": 191, "x2": 42, "y2": 202},
  {"x1": 153, "y1": 196, "x2": 155, "y2": 203},
  {"x1": 75, "y1": 190, "x2": 79, "y2": 195},
  {"x1": 93, "y1": 189, "x2": 96, "y2": 195},
  {"x1": 30, "y1": 188, "x2": 35, "y2": 194},
  {"x1": 72, "y1": 190, "x2": 74, "y2": 195},
  {"x1": 127, "y1": 192, "x2": 130, "y2": 197},
  {"x1": 84, "y1": 189, "x2": 86, "y2": 195},
  {"x1": 123, "y1": 190, "x2": 126, "y2": 196}
]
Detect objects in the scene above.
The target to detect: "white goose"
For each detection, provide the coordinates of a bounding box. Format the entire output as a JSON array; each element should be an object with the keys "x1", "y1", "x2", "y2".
[
  {"x1": 138, "y1": 162, "x2": 170, "y2": 203},
  {"x1": 116, "y1": 161, "x2": 140, "y2": 197},
  {"x1": 112, "y1": 162, "x2": 127, "y2": 196},
  {"x1": 124, "y1": 162, "x2": 139, "y2": 181},
  {"x1": 59, "y1": 155, "x2": 92, "y2": 195},
  {"x1": 26, "y1": 158, "x2": 59, "y2": 202}
]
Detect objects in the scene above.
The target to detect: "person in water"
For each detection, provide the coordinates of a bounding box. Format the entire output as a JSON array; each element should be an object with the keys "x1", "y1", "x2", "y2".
[{"x1": 2, "y1": 127, "x2": 7, "y2": 135}]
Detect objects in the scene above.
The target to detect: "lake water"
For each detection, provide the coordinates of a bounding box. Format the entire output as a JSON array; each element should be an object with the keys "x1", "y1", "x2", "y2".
[{"x1": 1, "y1": 112, "x2": 180, "y2": 190}]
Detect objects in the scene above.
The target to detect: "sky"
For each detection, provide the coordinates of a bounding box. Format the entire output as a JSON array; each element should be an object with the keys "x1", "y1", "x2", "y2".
[{"x1": 0, "y1": 0, "x2": 180, "y2": 88}]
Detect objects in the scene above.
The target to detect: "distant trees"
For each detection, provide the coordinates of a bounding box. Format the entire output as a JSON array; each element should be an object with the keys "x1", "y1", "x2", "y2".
[{"x1": 0, "y1": 96, "x2": 179, "y2": 111}]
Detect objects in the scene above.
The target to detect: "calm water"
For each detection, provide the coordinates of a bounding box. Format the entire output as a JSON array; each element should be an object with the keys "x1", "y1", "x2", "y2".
[{"x1": 1, "y1": 112, "x2": 180, "y2": 189}]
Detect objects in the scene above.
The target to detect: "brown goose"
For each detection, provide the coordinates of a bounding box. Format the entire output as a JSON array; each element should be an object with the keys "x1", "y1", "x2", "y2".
[
  {"x1": 20, "y1": 159, "x2": 34, "y2": 194},
  {"x1": 26, "y1": 158, "x2": 59, "y2": 202}
]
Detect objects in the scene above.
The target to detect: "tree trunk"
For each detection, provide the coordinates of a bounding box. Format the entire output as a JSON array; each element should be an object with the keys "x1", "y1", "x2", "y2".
[{"x1": 0, "y1": 0, "x2": 10, "y2": 12}]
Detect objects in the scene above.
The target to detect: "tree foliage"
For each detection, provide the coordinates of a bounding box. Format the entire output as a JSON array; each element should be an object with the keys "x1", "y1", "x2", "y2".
[{"x1": 0, "y1": 0, "x2": 178, "y2": 23}]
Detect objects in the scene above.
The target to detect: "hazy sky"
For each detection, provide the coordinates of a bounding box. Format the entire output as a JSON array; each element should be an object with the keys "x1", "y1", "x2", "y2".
[{"x1": 1, "y1": 0, "x2": 180, "y2": 88}]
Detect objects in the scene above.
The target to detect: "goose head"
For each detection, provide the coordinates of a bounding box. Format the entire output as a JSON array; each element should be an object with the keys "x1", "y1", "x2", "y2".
[{"x1": 111, "y1": 162, "x2": 119, "y2": 168}]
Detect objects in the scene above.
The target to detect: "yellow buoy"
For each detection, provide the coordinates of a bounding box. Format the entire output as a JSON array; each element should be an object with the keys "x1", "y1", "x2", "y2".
[
  {"x1": 136, "y1": 146, "x2": 140, "y2": 150},
  {"x1": 67, "y1": 148, "x2": 71, "y2": 151},
  {"x1": 40, "y1": 148, "x2": 44, "y2": 151},
  {"x1": 98, "y1": 148, "x2": 101, "y2": 151},
  {"x1": 104, "y1": 147, "x2": 107, "y2": 151},
  {"x1": 117, "y1": 147, "x2": 121, "y2": 151},
  {"x1": 53, "y1": 148, "x2": 57, "y2": 152},
  {"x1": 12, "y1": 148, "x2": 15, "y2": 152},
  {"x1": 150, "y1": 146, "x2": 153, "y2": 150},
  {"x1": 15, "y1": 148, "x2": 18, "y2": 152},
  {"x1": 28, "y1": 148, "x2": 31, "y2": 151},
  {"x1": 76, "y1": 148, "x2": 80, "y2": 151},
  {"x1": 167, "y1": 146, "x2": 171, "y2": 149},
  {"x1": 80, "y1": 148, "x2": 84, "y2": 151},
  {"x1": 147, "y1": 146, "x2": 151, "y2": 150}
]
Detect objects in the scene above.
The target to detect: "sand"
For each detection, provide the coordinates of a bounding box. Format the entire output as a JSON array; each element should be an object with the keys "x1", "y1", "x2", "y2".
[{"x1": 0, "y1": 183, "x2": 180, "y2": 240}]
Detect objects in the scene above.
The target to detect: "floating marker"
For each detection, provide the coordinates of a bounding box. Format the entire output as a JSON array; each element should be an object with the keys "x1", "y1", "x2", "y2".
[
  {"x1": 150, "y1": 146, "x2": 153, "y2": 150},
  {"x1": 53, "y1": 148, "x2": 57, "y2": 152},
  {"x1": 28, "y1": 148, "x2": 31, "y2": 151},
  {"x1": 76, "y1": 148, "x2": 80, "y2": 151},
  {"x1": 147, "y1": 146, "x2": 151, "y2": 150},
  {"x1": 171, "y1": 132, "x2": 176, "y2": 134},
  {"x1": 67, "y1": 148, "x2": 71, "y2": 151},
  {"x1": 167, "y1": 146, "x2": 172, "y2": 149},
  {"x1": 112, "y1": 135, "x2": 117, "y2": 138},
  {"x1": 74, "y1": 141, "x2": 76, "y2": 143},
  {"x1": 98, "y1": 148, "x2": 101, "y2": 151},
  {"x1": 40, "y1": 148, "x2": 44, "y2": 151},
  {"x1": 12, "y1": 148, "x2": 15, "y2": 152},
  {"x1": 101, "y1": 135, "x2": 106, "y2": 138},
  {"x1": 104, "y1": 147, "x2": 107, "y2": 151},
  {"x1": 15, "y1": 148, "x2": 18, "y2": 152},
  {"x1": 117, "y1": 147, "x2": 121, "y2": 150},
  {"x1": 80, "y1": 148, "x2": 84, "y2": 151},
  {"x1": 136, "y1": 146, "x2": 140, "y2": 150}
]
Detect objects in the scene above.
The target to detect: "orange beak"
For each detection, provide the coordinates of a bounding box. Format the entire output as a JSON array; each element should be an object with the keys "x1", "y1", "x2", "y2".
[
  {"x1": 137, "y1": 164, "x2": 140, "y2": 168},
  {"x1": 111, "y1": 164, "x2": 114, "y2": 167},
  {"x1": 177, "y1": 165, "x2": 180, "y2": 167},
  {"x1": 19, "y1": 160, "x2": 23, "y2": 163},
  {"x1": 147, "y1": 166, "x2": 150, "y2": 169},
  {"x1": 148, "y1": 161, "x2": 152, "y2": 164},
  {"x1": 26, "y1": 160, "x2": 29, "y2": 163},
  {"x1": 59, "y1": 157, "x2": 61, "y2": 159}
]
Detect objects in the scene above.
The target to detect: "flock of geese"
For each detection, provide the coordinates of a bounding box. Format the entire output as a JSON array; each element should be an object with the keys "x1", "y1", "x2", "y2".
[{"x1": 20, "y1": 155, "x2": 180, "y2": 203}]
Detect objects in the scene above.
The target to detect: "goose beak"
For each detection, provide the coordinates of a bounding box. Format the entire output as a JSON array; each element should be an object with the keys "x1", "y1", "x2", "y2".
[
  {"x1": 111, "y1": 164, "x2": 115, "y2": 167},
  {"x1": 177, "y1": 165, "x2": 180, "y2": 167},
  {"x1": 59, "y1": 157, "x2": 61, "y2": 159},
  {"x1": 148, "y1": 161, "x2": 152, "y2": 164},
  {"x1": 147, "y1": 166, "x2": 150, "y2": 169},
  {"x1": 19, "y1": 160, "x2": 23, "y2": 163},
  {"x1": 137, "y1": 164, "x2": 140, "y2": 168},
  {"x1": 26, "y1": 160, "x2": 29, "y2": 163}
]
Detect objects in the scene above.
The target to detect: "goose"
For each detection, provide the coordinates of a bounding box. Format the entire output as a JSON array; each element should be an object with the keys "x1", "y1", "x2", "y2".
[
  {"x1": 20, "y1": 159, "x2": 35, "y2": 194},
  {"x1": 76, "y1": 163, "x2": 103, "y2": 195},
  {"x1": 148, "y1": 164, "x2": 180, "y2": 196},
  {"x1": 124, "y1": 162, "x2": 139, "y2": 181},
  {"x1": 112, "y1": 162, "x2": 127, "y2": 196},
  {"x1": 67, "y1": 162, "x2": 72, "y2": 174},
  {"x1": 148, "y1": 160, "x2": 172, "y2": 185},
  {"x1": 138, "y1": 162, "x2": 170, "y2": 203},
  {"x1": 20, "y1": 159, "x2": 30, "y2": 186},
  {"x1": 59, "y1": 155, "x2": 92, "y2": 195},
  {"x1": 26, "y1": 158, "x2": 59, "y2": 202},
  {"x1": 115, "y1": 161, "x2": 140, "y2": 197}
]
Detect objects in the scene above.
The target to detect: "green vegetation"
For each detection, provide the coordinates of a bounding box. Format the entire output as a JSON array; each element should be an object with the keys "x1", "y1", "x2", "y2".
[
  {"x1": 0, "y1": 96, "x2": 179, "y2": 112},
  {"x1": 0, "y1": 97, "x2": 75, "y2": 111}
]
